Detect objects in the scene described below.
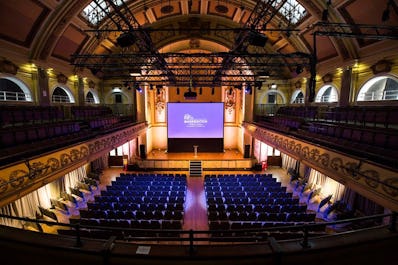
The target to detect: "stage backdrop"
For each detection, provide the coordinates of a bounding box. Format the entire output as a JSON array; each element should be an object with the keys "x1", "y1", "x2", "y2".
[{"x1": 167, "y1": 102, "x2": 224, "y2": 152}]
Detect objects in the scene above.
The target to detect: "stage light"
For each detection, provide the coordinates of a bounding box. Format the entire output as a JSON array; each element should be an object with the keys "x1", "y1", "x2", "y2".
[
  {"x1": 382, "y1": 0, "x2": 392, "y2": 22},
  {"x1": 199, "y1": 87, "x2": 202, "y2": 95},
  {"x1": 255, "y1": 81, "x2": 263, "y2": 90},
  {"x1": 248, "y1": 31, "x2": 268, "y2": 47},
  {"x1": 245, "y1": 84, "x2": 252, "y2": 95},
  {"x1": 117, "y1": 32, "x2": 136, "y2": 47},
  {"x1": 211, "y1": 87, "x2": 215, "y2": 95},
  {"x1": 176, "y1": 87, "x2": 180, "y2": 95},
  {"x1": 296, "y1": 65, "x2": 304, "y2": 74},
  {"x1": 134, "y1": 82, "x2": 142, "y2": 93},
  {"x1": 258, "y1": 71, "x2": 270, "y2": 79}
]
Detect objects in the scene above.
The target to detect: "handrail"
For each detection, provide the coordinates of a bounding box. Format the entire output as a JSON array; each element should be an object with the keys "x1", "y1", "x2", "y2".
[{"x1": 0, "y1": 212, "x2": 396, "y2": 250}]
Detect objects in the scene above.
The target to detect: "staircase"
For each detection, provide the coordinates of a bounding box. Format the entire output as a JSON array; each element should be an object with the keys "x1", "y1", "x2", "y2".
[{"x1": 189, "y1": 160, "x2": 202, "y2": 177}]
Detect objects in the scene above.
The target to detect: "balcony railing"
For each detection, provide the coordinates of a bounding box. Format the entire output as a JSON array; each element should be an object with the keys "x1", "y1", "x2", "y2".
[
  {"x1": 359, "y1": 90, "x2": 398, "y2": 101},
  {"x1": 0, "y1": 90, "x2": 31, "y2": 101},
  {"x1": 52, "y1": 94, "x2": 70, "y2": 103}
]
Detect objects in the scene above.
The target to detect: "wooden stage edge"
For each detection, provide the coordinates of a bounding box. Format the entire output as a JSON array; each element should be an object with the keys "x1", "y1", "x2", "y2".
[{"x1": 135, "y1": 149, "x2": 255, "y2": 170}]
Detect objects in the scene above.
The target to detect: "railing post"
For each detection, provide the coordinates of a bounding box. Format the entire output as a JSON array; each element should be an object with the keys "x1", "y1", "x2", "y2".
[
  {"x1": 389, "y1": 212, "x2": 397, "y2": 232},
  {"x1": 189, "y1": 229, "x2": 195, "y2": 256},
  {"x1": 75, "y1": 224, "x2": 82, "y2": 247},
  {"x1": 300, "y1": 226, "x2": 311, "y2": 248}
]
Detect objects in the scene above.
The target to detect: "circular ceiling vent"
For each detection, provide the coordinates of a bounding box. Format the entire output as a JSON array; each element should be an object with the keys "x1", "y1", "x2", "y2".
[
  {"x1": 161, "y1": 5, "x2": 174, "y2": 14},
  {"x1": 215, "y1": 5, "x2": 228, "y2": 14}
]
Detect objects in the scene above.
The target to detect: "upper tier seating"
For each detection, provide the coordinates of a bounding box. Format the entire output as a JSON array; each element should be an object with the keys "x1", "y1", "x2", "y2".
[{"x1": 255, "y1": 105, "x2": 398, "y2": 170}]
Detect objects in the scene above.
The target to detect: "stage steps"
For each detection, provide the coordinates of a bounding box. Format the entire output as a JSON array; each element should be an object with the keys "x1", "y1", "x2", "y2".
[{"x1": 189, "y1": 160, "x2": 202, "y2": 177}]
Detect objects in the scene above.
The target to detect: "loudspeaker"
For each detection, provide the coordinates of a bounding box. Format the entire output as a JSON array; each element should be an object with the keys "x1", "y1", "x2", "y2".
[
  {"x1": 249, "y1": 32, "x2": 268, "y2": 47},
  {"x1": 117, "y1": 32, "x2": 136, "y2": 47},
  {"x1": 139, "y1": 144, "x2": 146, "y2": 159},
  {"x1": 243, "y1": 144, "x2": 250, "y2": 158}
]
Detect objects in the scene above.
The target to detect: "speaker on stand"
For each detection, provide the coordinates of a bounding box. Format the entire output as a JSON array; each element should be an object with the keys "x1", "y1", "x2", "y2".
[
  {"x1": 139, "y1": 144, "x2": 146, "y2": 159},
  {"x1": 243, "y1": 144, "x2": 251, "y2": 158}
]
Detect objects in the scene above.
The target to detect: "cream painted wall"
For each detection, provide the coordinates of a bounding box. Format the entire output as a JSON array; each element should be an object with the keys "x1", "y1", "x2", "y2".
[
  {"x1": 224, "y1": 125, "x2": 239, "y2": 150},
  {"x1": 150, "y1": 125, "x2": 168, "y2": 150}
]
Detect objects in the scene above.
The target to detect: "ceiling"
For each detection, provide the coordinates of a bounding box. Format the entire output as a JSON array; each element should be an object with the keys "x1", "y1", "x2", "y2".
[{"x1": 0, "y1": 0, "x2": 397, "y2": 88}]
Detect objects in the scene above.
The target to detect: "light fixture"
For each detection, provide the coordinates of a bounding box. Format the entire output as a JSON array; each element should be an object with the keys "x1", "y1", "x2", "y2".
[
  {"x1": 176, "y1": 87, "x2": 180, "y2": 95},
  {"x1": 117, "y1": 32, "x2": 136, "y2": 47},
  {"x1": 270, "y1": 83, "x2": 277, "y2": 90},
  {"x1": 322, "y1": 0, "x2": 331, "y2": 21},
  {"x1": 129, "y1": 69, "x2": 141, "y2": 77},
  {"x1": 134, "y1": 82, "x2": 142, "y2": 93},
  {"x1": 199, "y1": 87, "x2": 202, "y2": 95},
  {"x1": 245, "y1": 84, "x2": 252, "y2": 95},
  {"x1": 382, "y1": 0, "x2": 392, "y2": 22},
  {"x1": 211, "y1": 87, "x2": 215, "y2": 95},
  {"x1": 255, "y1": 81, "x2": 263, "y2": 90},
  {"x1": 296, "y1": 65, "x2": 304, "y2": 74},
  {"x1": 258, "y1": 71, "x2": 270, "y2": 79}
]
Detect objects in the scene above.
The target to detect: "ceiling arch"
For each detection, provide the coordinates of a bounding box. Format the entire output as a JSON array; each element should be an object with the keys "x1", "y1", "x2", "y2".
[{"x1": 1, "y1": 0, "x2": 397, "y2": 86}]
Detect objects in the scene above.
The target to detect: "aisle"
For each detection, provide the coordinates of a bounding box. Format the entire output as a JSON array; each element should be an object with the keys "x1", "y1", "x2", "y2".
[{"x1": 183, "y1": 176, "x2": 209, "y2": 232}]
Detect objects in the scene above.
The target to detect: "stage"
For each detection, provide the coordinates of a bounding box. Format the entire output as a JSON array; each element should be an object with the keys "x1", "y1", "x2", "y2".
[{"x1": 135, "y1": 149, "x2": 254, "y2": 171}]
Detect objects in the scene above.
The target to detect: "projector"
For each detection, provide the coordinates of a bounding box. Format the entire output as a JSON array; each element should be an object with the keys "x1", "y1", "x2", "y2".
[{"x1": 184, "y1": 90, "x2": 197, "y2": 99}]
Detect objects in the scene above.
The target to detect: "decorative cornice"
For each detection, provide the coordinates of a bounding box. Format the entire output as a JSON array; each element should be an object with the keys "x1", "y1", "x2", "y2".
[
  {"x1": 0, "y1": 122, "x2": 147, "y2": 207},
  {"x1": 243, "y1": 122, "x2": 398, "y2": 211}
]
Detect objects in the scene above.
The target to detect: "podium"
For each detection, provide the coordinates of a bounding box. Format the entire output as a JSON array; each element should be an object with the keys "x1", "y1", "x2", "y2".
[{"x1": 193, "y1": 145, "x2": 199, "y2": 157}]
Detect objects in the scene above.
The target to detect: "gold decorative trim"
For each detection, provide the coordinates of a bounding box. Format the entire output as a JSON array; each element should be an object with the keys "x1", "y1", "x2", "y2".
[
  {"x1": 244, "y1": 122, "x2": 398, "y2": 208},
  {"x1": 0, "y1": 122, "x2": 147, "y2": 202}
]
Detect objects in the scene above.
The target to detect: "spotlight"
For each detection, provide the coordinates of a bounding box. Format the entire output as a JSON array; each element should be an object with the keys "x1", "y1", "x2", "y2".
[
  {"x1": 322, "y1": 9, "x2": 328, "y2": 21},
  {"x1": 382, "y1": 1, "x2": 392, "y2": 22},
  {"x1": 211, "y1": 87, "x2": 215, "y2": 95},
  {"x1": 296, "y1": 65, "x2": 303, "y2": 74},
  {"x1": 176, "y1": 87, "x2": 180, "y2": 95},
  {"x1": 255, "y1": 81, "x2": 263, "y2": 90},
  {"x1": 248, "y1": 31, "x2": 268, "y2": 47},
  {"x1": 199, "y1": 87, "x2": 202, "y2": 95},
  {"x1": 245, "y1": 84, "x2": 252, "y2": 95},
  {"x1": 116, "y1": 32, "x2": 136, "y2": 47},
  {"x1": 134, "y1": 82, "x2": 142, "y2": 93}
]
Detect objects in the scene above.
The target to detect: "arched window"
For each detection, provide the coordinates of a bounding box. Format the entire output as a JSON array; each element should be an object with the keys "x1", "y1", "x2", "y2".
[
  {"x1": 51, "y1": 86, "x2": 75, "y2": 103},
  {"x1": 357, "y1": 75, "x2": 398, "y2": 101},
  {"x1": 291, "y1": 90, "x2": 304, "y2": 104},
  {"x1": 86, "y1": 91, "x2": 95, "y2": 103},
  {"x1": 315, "y1": 85, "x2": 338, "y2": 103},
  {"x1": 0, "y1": 77, "x2": 33, "y2": 102}
]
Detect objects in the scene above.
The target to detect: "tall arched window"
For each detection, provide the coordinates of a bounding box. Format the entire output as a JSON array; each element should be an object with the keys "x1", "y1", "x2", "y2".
[
  {"x1": 315, "y1": 84, "x2": 338, "y2": 103},
  {"x1": 0, "y1": 77, "x2": 33, "y2": 102},
  {"x1": 357, "y1": 75, "x2": 398, "y2": 101},
  {"x1": 51, "y1": 86, "x2": 75, "y2": 103}
]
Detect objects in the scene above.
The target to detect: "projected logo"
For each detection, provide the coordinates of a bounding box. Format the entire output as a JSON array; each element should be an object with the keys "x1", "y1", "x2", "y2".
[{"x1": 183, "y1": 113, "x2": 208, "y2": 128}]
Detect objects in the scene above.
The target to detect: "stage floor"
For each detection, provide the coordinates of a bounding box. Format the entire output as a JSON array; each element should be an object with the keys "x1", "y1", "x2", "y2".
[{"x1": 145, "y1": 149, "x2": 247, "y2": 160}]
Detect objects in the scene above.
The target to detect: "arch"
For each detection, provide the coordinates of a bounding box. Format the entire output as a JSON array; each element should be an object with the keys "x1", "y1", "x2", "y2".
[
  {"x1": 258, "y1": 89, "x2": 287, "y2": 104},
  {"x1": 104, "y1": 87, "x2": 132, "y2": 105},
  {"x1": 51, "y1": 85, "x2": 75, "y2": 103},
  {"x1": 85, "y1": 88, "x2": 100, "y2": 104},
  {"x1": 290, "y1": 89, "x2": 305, "y2": 104},
  {"x1": 315, "y1": 84, "x2": 339, "y2": 103},
  {"x1": 0, "y1": 75, "x2": 33, "y2": 102},
  {"x1": 357, "y1": 74, "x2": 398, "y2": 101}
]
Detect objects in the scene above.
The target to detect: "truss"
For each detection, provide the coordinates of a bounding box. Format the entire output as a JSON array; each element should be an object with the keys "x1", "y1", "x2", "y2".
[{"x1": 72, "y1": 51, "x2": 311, "y2": 86}]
